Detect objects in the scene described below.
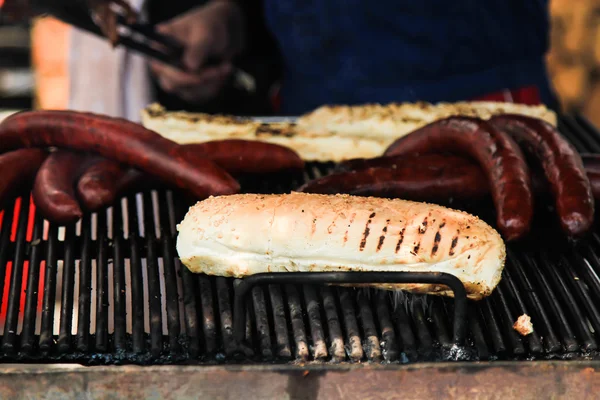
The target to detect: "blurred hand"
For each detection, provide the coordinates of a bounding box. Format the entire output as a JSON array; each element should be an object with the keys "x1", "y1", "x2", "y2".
[
  {"x1": 150, "y1": 1, "x2": 246, "y2": 104},
  {"x1": 87, "y1": 0, "x2": 137, "y2": 45}
]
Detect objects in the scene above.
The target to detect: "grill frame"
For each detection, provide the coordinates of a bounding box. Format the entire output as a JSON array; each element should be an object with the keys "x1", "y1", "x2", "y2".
[{"x1": 1, "y1": 114, "x2": 600, "y2": 366}]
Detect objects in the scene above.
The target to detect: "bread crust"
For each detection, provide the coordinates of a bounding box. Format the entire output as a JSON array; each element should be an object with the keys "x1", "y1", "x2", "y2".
[{"x1": 176, "y1": 193, "x2": 506, "y2": 300}]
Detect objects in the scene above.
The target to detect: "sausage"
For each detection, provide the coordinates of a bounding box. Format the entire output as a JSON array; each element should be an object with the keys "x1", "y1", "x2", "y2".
[
  {"x1": 32, "y1": 151, "x2": 90, "y2": 224},
  {"x1": 384, "y1": 117, "x2": 534, "y2": 241},
  {"x1": 336, "y1": 153, "x2": 475, "y2": 173},
  {"x1": 0, "y1": 110, "x2": 240, "y2": 199},
  {"x1": 0, "y1": 149, "x2": 47, "y2": 208},
  {"x1": 182, "y1": 140, "x2": 305, "y2": 175},
  {"x1": 77, "y1": 158, "x2": 130, "y2": 211},
  {"x1": 490, "y1": 115, "x2": 594, "y2": 237},
  {"x1": 581, "y1": 154, "x2": 600, "y2": 175},
  {"x1": 589, "y1": 172, "x2": 600, "y2": 201},
  {"x1": 298, "y1": 163, "x2": 489, "y2": 202}
]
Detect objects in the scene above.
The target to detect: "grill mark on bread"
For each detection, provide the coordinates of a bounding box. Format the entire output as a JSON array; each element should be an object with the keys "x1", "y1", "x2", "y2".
[
  {"x1": 419, "y1": 217, "x2": 428, "y2": 234},
  {"x1": 413, "y1": 242, "x2": 420, "y2": 255},
  {"x1": 360, "y1": 212, "x2": 376, "y2": 251},
  {"x1": 432, "y1": 231, "x2": 442, "y2": 256},
  {"x1": 311, "y1": 218, "x2": 317, "y2": 236},
  {"x1": 377, "y1": 219, "x2": 390, "y2": 252},
  {"x1": 343, "y1": 212, "x2": 357, "y2": 244},
  {"x1": 395, "y1": 227, "x2": 405, "y2": 253},
  {"x1": 449, "y1": 230, "x2": 460, "y2": 256}
]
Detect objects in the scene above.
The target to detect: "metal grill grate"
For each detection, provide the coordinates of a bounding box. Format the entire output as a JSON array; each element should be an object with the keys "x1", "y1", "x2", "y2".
[{"x1": 1, "y1": 115, "x2": 600, "y2": 365}]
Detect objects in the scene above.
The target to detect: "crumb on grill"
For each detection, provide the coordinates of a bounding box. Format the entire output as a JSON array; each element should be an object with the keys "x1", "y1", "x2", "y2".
[{"x1": 513, "y1": 314, "x2": 534, "y2": 336}]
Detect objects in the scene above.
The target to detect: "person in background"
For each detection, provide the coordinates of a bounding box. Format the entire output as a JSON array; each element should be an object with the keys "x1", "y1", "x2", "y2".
[{"x1": 149, "y1": 0, "x2": 560, "y2": 115}]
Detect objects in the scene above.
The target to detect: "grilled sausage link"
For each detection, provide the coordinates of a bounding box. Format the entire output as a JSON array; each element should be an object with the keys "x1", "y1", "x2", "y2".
[
  {"x1": 0, "y1": 149, "x2": 47, "y2": 208},
  {"x1": 77, "y1": 158, "x2": 130, "y2": 211},
  {"x1": 581, "y1": 154, "x2": 600, "y2": 175},
  {"x1": 335, "y1": 153, "x2": 474, "y2": 173},
  {"x1": 0, "y1": 110, "x2": 240, "y2": 199},
  {"x1": 33, "y1": 151, "x2": 90, "y2": 224},
  {"x1": 491, "y1": 115, "x2": 594, "y2": 237},
  {"x1": 182, "y1": 140, "x2": 305, "y2": 175},
  {"x1": 384, "y1": 117, "x2": 533, "y2": 241},
  {"x1": 299, "y1": 164, "x2": 489, "y2": 202}
]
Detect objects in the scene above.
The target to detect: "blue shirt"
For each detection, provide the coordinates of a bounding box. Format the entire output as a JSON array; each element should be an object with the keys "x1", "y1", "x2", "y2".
[{"x1": 263, "y1": 0, "x2": 555, "y2": 114}]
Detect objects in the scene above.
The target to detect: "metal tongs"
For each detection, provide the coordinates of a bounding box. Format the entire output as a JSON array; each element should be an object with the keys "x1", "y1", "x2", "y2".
[{"x1": 34, "y1": 2, "x2": 256, "y2": 92}]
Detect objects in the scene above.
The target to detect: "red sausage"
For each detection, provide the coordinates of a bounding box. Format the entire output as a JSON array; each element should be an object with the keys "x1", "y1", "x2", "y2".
[
  {"x1": 182, "y1": 140, "x2": 305, "y2": 175},
  {"x1": 0, "y1": 110, "x2": 240, "y2": 199},
  {"x1": 384, "y1": 117, "x2": 533, "y2": 241},
  {"x1": 336, "y1": 153, "x2": 475, "y2": 173},
  {"x1": 0, "y1": 149, "x2": 47, "y2": 208},
  {"x1": 32, "y1": 151, "x2": 90, "y2": 224},
  {"x1": 581, "y1": 154, "x2": 600, "y2": 175},
  {"x1": 491, "y1": 115, "x2": 594, "y2": 237},
  {"x1": 588, "y1": 172, "x2": 600, "y2": 201},
  {"x1": 77, "y1": 158, "x2": 130, "y2": 211},
  {"x1": 298, "y1": 164, "x2": 489, "y2": 202}
]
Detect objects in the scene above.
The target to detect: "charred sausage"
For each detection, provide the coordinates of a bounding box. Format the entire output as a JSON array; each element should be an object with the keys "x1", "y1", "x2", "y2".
[
  {"x1": 182, "y1": 140, "x2": 305, "y2": 175},
  {"x1": 384, "y1": 117, "x2": 533, "y2": 241},
  {"x1": 32, "y1": 151, "x2": 90, "y2": 224},
  {"x1": 0, "y1": 149, "x2": 47, "y2": 208},
  {"x1": 491, "y1": 115, "x2": 594, "y2": 237},
  {"x1": 0, "y1": 110, "x2": 240, "y2": 199},
  {"x1": 336, "y1": 153, "x2": 475, "y2": 173},
  {"x1": 298, "y1": 164, "x2": 489, "y2": 202}
]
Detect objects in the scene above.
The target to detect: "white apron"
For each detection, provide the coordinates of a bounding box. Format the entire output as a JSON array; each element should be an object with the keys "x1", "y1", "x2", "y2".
[{"x1": 67, "y1": 0, "x2": 153, "y2": 122}]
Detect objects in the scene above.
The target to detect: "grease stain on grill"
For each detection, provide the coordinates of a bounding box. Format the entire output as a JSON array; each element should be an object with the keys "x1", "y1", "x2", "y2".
[{"x1": 360, "y1": 213, "x2": 376, "y2": 251}]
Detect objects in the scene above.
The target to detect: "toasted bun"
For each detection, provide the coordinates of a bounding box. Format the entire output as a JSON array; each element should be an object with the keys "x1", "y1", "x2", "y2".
[{"x1": 176, "y1": 193, "x2": 506, "y2": 300}]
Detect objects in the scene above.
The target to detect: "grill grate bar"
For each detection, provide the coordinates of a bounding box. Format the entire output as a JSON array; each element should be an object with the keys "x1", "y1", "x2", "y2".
[
  {"x1": 303, "y1": 285, "x2": 328, "y2": 360},
  {"x1": 76, "y1": 215, "x2": 92, "y2": 352},
  {"x1": 338, "y1": 287, "x2": 364, "y2": 361},
  {"x1": 429, "y1": 297, "x2": 451, "y2": 348},
  {"x1": 127, "y1": 196, "x2": 145, "y2": 353},
  {"x1": 284, "y1": 284, "x2": 309, "y2": 361},
  {"x1": 268, "y1": 284, "x2": 292, "y2": 359},
  {"x1": 374, "y1": 291, "x2": 399, "y2": 362},
  {"x1": 356, "y1": 291, "x2": 382, "y2": 362},
  {"x1": 321, "y1": 286, "x2": 346, "y2": 362},
  {"x1": 251, "y1": 286, "x2": 273, "y2": 359},
  {"x1": 21, "y1": 213, "x2": 44, "y2": 352},
  {"x1": 478, "y1": 298, "x2": 506, "y2": 354},
  {"x1": 467, "y1": 306, "x2": 488, "y2": 360},
  {"x1": 2, "y1": 197, "x2": 31, "y2": 352},
  {"x1": 141, "y1": 191, "x2": 164, "y2": 356},
  {"x1": 111, "y1": 202, "x2": 127, "y2": 351},
  {"x1": 563, "y1": 253, "x2": 600, "y2": 341},
  {"x1": 215, "y1": 277, "x2": 236, "y2": 357},
  {"x1": 57, "y1": 225, "x2": 76, "y2": 353},
  {"x1": 0, "y1": 201, "x2": 15, "y2": 331},
  {"x1": 39, "y1": 225, "x2": 58, "y2": 351},
  {"x1": 197, "y1": 275, "x2": 216, "y2": 355},
  {"x1": 95, "y1": 211, "x2": 110, "y2": 352},
  {"x1": 157, "y1": 191, "x2": 182, "y2": 353}
]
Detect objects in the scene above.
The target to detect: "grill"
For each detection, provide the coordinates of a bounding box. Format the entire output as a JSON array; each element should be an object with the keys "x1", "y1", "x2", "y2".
[{"x1": 1, "y1": 115, "x2": 600, "y2": 367}]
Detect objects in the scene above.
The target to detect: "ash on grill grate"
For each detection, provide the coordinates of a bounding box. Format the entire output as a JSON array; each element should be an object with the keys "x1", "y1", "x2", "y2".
[{"x1": 3, "y1": 116, "x2": 600, "y2": 365}]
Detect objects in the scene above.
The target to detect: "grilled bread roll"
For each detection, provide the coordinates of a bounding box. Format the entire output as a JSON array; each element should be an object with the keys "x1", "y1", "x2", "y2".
[
  {"x1": 141, "y1": 102, "x2": 556, "y2": 162},
  {"x1": 176, "y1": 193, "x2": 506, "y2": 300}
]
